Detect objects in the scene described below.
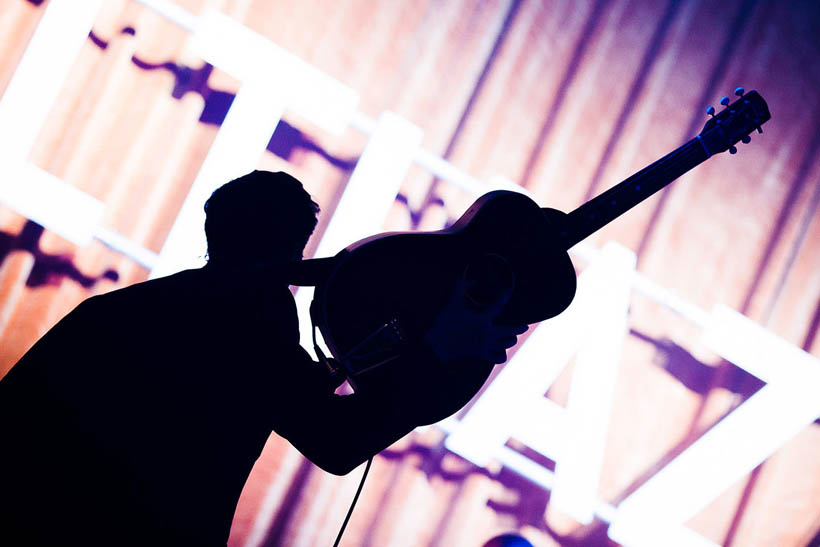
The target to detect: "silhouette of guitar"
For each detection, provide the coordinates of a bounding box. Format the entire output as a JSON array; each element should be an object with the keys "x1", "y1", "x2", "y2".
[{"x1": 294, "y1": 89, "x2": 770, "y2": 425}]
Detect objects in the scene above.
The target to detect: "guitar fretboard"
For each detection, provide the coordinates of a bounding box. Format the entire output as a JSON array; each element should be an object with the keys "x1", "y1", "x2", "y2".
[{"x1": 561, "y1": 138, "x2": 709, "y2": 249}]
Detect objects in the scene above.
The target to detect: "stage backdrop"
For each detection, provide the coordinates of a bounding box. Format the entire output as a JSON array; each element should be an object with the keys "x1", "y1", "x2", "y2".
[{"x1": 1, "y1": 1, "x2": 819, "y2": 546}]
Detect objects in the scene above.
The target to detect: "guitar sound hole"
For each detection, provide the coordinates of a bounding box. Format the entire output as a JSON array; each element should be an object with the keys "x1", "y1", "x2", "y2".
[{"x1": 462, "y1": 253, "x2": 515, "y2": 311}]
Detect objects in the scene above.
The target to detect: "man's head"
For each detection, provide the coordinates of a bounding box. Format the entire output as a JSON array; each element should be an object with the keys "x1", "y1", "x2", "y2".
[{"x1": 204, "y1": 170, "x2": 320, "y2": 267}]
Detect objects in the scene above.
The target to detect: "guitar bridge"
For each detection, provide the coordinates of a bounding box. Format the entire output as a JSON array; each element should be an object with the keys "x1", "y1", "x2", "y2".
[{"x1": 342, "y1": 318, "x2": 407, "y2": 377}]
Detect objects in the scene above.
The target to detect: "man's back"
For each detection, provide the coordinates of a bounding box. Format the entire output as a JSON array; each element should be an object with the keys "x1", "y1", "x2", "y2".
[{"x1": 0, "y1": 266, "x2": 304, "y2": 545}]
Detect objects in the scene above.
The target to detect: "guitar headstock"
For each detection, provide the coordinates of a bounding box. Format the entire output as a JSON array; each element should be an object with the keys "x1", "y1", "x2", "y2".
[{"x1": 699, "y1": 88, "x2": 771, "y2": 155}]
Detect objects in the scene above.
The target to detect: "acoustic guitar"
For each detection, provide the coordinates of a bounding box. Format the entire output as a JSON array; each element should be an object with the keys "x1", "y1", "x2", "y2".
[{"x1": 292, "y1": 88, "x2": 770, "y2": 425}]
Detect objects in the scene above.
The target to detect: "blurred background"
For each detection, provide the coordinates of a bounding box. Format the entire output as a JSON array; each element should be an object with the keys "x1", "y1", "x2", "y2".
[{"x1": 1, "y1": 0, "x2": 819, "y2": 545}]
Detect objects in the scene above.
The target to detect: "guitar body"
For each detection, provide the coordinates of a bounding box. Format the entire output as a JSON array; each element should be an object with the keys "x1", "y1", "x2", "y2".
[{"x1": 312, "y1": 191, "x2": 576, "y2": 422}]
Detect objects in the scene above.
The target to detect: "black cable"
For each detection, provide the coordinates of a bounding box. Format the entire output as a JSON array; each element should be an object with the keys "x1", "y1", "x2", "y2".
[{"x1": 332, "y1": 456, "x2": 373, "y2": 547}]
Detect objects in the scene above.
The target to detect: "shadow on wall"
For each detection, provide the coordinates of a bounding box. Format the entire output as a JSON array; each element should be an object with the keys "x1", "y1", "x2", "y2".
[{"x1": 0, "y1": 221, "x2": 118, "y2": 288}]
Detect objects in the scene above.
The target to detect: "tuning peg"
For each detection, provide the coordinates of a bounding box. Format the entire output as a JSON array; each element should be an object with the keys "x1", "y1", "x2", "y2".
[
  {"x1": 756, "y1": 126, "x2": 763, "y2": 134},
  {"x1": 720, "y1": 96, "x2": 730, "y2": 106},
  {"x1": 706, "y1": 105, "x2": 716, "y2": 117},
  {"x1": 729, "y1": 145, "x2": 738, "y2": 154},
  {"x1": 734, "y1": 86, "x2": 745, "y2": 96},
  {"x1": 741, "y1": 135, "x2": 751, "y2": 144}
]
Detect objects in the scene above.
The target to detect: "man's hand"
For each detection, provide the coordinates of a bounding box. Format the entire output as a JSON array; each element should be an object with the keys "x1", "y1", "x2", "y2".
[{"x1": 423, "y1": 279, "x2": 528, "y2": 364}]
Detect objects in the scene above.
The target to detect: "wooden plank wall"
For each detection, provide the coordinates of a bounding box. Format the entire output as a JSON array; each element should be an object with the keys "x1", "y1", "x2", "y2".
[{"x1": 1, "y1": 0, "x2": 819, "y2": 545}]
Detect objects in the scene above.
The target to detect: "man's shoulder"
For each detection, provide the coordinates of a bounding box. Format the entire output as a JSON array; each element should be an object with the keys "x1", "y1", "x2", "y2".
[
  {"x1": 74, "y1": 266, "x2": 297, "y2": 336},
  {"x1": 69, "y1": 269, "x2": 207, "y2": 329},
  {"x1": 89, "y1": 268, "x2": 204, "y2": 300}
]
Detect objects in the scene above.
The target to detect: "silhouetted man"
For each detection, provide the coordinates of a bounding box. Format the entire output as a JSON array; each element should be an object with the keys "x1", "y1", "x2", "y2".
[{"x1": 0, "y1": 170, "x2": 524, "y2": 545}]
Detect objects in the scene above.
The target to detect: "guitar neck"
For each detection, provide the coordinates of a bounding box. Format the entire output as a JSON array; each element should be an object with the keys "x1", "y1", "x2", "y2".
[{"x1": 559, "y1": 137, "x2": 710, "y2": 249}]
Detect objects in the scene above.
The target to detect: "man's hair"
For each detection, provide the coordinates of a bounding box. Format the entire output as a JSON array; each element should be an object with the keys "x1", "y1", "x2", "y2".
[{"x1": 204, "y1": 170, "x2": 320, "y2": 264}]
